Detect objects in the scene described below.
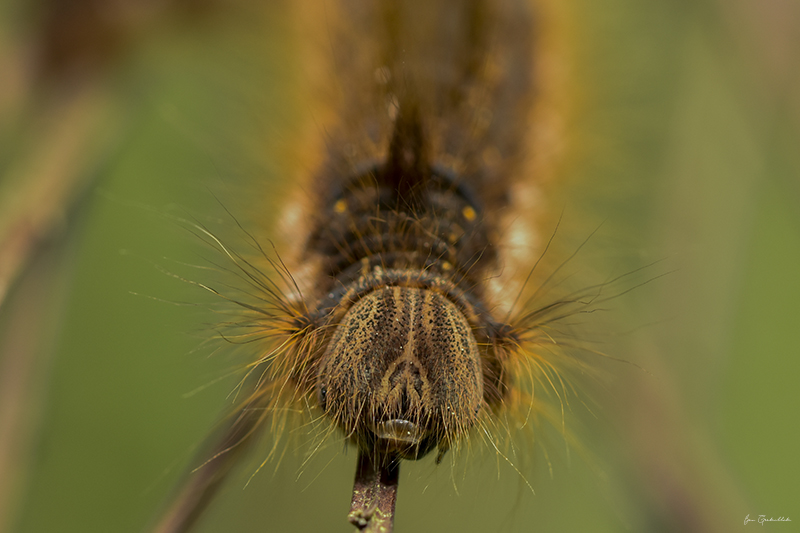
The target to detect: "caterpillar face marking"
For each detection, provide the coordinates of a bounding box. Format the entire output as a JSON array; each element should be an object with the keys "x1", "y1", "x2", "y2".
[{"x1": 319, "y1": 285, "x2": 484, "y2": 461}]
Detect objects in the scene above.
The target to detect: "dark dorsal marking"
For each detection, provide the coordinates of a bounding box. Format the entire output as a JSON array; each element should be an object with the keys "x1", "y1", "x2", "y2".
[{"x1": 383, "y1": 103, "x2": 430, "y2": 205}]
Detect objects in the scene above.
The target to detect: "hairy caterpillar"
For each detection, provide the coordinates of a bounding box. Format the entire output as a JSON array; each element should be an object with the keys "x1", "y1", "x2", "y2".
[{"x1": 147, "y1": 1, "x2": 618, "y2": 531}]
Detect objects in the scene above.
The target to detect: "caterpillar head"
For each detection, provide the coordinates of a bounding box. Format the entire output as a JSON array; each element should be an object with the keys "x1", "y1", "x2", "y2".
[{"x1": 316, "y1": 285, "x2": 483, "y2": 461}]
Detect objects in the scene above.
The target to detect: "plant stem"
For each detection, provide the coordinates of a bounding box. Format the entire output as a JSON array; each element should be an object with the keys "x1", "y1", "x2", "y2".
[{"x1": 348, "y1": 450, "x2": 399, "y2": 533}]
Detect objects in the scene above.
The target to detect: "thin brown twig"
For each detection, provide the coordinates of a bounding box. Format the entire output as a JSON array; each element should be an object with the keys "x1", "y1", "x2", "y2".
[{"x1": 348, "y1": 451, "x2": 399, "y2": 533}]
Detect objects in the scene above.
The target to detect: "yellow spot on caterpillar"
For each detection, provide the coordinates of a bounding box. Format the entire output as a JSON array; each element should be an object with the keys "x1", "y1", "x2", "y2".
[
  {"x1": 462, "y1": 206, "x2": 476, "y2": 221},
  {"x1": 334, "y1": 199, "x2": 348, "y2": 213}
]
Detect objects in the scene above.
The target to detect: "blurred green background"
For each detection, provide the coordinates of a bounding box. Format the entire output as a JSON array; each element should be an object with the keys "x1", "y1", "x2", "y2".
[{"x1": 0, "y1": 0, "x2": 798, "y2": 532}]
